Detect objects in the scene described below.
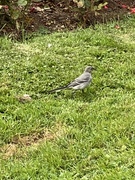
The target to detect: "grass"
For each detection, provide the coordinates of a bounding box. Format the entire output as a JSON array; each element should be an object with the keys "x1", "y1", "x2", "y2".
[{"x1": 0, "y1": 15, "x2": 135, "y2": 179}]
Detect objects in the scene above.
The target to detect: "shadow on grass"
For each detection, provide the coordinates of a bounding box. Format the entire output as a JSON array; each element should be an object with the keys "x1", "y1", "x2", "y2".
[{"x1": 45, "y1": 88, "x2": 97, "y2": 103}]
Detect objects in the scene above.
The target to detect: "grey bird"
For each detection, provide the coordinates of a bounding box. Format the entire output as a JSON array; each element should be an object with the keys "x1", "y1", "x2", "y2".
[{"x1": 48, "y1": 66, "x2": 95, "y2": 93}]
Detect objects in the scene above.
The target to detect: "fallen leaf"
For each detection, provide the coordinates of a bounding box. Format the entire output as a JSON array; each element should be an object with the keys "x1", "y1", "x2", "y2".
[
  {"x1": 121, "y1": 4, "x2": 128, "y2": 9},
  {"x1": 130, "y1": 8, "x2": 135, "y2": 14},
  {"x1": 16, "y1": 94, "x2": 32, "y2": 103},
  {"x1": 115, "y1": 25, "x2": 120, "y2": 29},
  {"x1": 104, "y1": 5, "x2": 108, "y2": 9}
]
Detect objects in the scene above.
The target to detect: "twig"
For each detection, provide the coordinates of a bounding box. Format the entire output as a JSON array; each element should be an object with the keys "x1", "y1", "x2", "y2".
[{"x1": 0, "y1": 23, "x2": 7, "y2": 32}]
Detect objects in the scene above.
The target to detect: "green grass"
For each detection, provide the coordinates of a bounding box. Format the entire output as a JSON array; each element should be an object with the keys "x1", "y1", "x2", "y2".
[{"x1": 0, "y1": 16, "x2": 135, "y2": 179}]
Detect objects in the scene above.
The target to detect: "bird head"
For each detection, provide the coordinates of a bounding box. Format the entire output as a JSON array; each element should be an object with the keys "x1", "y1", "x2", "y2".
[{"x1": 84, "y1": 66, "x2": 95, "y2": 73}]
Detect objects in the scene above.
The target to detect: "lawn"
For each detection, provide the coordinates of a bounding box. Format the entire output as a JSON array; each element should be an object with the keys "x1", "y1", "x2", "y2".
[{"x1": 0, "y1": 16, "x2": 135, "y2": 179}]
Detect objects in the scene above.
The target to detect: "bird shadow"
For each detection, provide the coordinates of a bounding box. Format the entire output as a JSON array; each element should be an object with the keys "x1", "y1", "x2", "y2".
[{"x1": 49, "y1": 88, "x2": 96, "y2": 103}]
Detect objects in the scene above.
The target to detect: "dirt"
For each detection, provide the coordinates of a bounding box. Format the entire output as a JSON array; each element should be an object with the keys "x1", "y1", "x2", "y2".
[
  {"x1": 28, "y1": 0, "x2": 135, "y2": 32},
  {"x1": 0, "y1": 122, "x2": 67, "y2": 159},
  {"x1": 0, "y1": 0, "x2": 135, "y2": 39}
]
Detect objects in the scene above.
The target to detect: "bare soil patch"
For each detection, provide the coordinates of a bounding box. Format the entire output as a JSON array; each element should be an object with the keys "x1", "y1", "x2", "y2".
[
  {"x1": 0, "y1": 122, "x2": 67, "y2": 159},
  {"x1": 0, "y1": 0, "x2": 135, "y2": 38}
]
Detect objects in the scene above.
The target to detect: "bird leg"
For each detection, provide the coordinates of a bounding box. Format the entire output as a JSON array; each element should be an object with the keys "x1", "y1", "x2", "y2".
[{"x1": 82, "y1": 89, "x2": 85, "y2": 93}]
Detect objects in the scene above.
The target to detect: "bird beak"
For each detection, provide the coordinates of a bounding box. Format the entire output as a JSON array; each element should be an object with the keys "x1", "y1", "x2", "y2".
[{"x1": 92, "y1": 67, "x2": 96, "y2": 70}]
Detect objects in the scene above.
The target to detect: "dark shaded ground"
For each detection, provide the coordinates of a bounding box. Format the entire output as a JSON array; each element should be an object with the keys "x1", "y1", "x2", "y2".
[
  {"x1": 28, "y1": 0, "x2": 135, "y2": 32},
  {"x1": 0, "y1": 0, "x2": 135, "y2": 38}
]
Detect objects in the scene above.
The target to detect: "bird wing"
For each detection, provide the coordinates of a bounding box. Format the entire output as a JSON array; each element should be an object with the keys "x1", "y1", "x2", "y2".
[{"x1": 68, "y1": 72, "x2": 91, "y2": 88}]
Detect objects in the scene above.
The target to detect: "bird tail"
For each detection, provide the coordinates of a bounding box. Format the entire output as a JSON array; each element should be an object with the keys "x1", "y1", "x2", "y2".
[{"x1": 47, "y1": 85, "x2": 68, "y2": 93}]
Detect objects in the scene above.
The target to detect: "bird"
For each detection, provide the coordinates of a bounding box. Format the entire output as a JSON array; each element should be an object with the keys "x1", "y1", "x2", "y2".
[{"x1": 48, "y1": 66, "x2": 95, "y2": 93}]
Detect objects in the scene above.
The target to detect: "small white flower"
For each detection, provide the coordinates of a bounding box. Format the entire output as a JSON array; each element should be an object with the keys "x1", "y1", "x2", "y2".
[{"x1": 48, "y1": 43, "x2": 52, "y2": 48}]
